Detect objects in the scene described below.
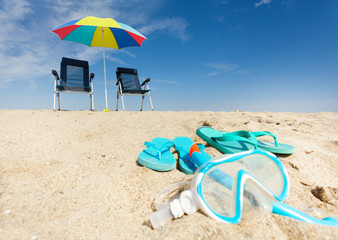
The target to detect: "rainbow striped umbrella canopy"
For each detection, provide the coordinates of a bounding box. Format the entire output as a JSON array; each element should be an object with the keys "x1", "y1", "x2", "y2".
[{"x1": 52, "y1": 16, "x2": 147, "y2": 111}]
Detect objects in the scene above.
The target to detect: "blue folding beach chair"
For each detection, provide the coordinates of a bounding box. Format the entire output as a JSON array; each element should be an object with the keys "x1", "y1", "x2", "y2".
[
  {"x1": 52, "y1": 57, "x2": 95, "y2": 111},
  {"x1": 115, "y1": 67, "x2": 153, "y2": 111}
]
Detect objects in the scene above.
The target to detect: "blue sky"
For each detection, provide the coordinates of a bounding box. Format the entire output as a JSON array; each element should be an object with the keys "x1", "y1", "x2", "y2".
[{"x1": 0, "y1": 0, "x2": 337, "y2": 112}]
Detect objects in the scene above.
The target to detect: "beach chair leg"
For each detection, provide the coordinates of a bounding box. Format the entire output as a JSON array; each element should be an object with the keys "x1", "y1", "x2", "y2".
[
  {"x1": 92, "y1": 93, "x2": 95, "y2": 111},
  {"x1": 90, "y1": 93, "x2": 94, "y2": 111},
  {"x1": 53, "y1": 91, "x2": 56, "y2": 111},
  {"x1": 57, "y1": 92, "x2": 61, "y2": 111},
  {"x1": 121, "y1": 95, "x2": 126, "y2": 111},
  {"x1": 141, "y1": 95, "x2": 145, "y2": 111},
  {"x1": 149, "y1": 93, "x2": 154, "y2": 111},
  {"x1": 116, "y1": 90, "x2": 119, "y2": 111}
]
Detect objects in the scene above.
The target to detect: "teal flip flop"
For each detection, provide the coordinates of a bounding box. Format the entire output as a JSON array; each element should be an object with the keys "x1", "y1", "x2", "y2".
[
  {"x1": 173, "y1": 136, "x2": 212, "y2": 175},
  {"x1": 251, "y1": 131, "x2": 295, "y2": 154},
  {"x1": 197, "y1": 127, "x2": 295, "y2": 155},
  {"x1": 138, "y1": 138, "x2": 176, "y2": 171},
  {"x1": 196, "y1": 127, "x2": 258, "y2": 154}
]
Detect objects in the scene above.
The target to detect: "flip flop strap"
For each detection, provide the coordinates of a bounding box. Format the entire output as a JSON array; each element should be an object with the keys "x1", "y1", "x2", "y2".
[
  {"x1": 251, "y1": 131, "x2": 278, "y2": 147},
  {"x1": 213, "y1": 131, "x2": 258, "y2": 149},
  {"x1": 144, "y1": 141, "x2": 172, "y2": 160}
]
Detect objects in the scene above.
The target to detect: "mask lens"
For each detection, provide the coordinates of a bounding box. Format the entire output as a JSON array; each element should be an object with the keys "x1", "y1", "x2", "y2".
[
  {"x1": 200, "y1": 153, "x2": 285, "y2": 219},
  {"x1": 201, "y1": 170, "x2": 233, "y2": 217},
  {"x1": 212, "y1": 153, "x2": 285, "y2": 196},
  {"x1": 236, "y1": 153, "x2": 285, "y2": 196}
]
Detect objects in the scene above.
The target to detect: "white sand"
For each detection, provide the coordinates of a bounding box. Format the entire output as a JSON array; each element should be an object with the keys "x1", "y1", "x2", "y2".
[{"x1": 0, "y1": 110, "x2": 337, "y2": 239}]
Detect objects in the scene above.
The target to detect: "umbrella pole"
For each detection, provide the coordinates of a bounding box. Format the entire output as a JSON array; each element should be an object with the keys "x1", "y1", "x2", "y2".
[{"x1": 102, "y1": 27, "x2": 109, "y2": 112}]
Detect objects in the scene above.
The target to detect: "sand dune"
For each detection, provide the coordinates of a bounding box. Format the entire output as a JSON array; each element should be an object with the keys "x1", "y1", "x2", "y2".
[{"x1": 0, "y1": 110, "x2": 337, "y2": 239}]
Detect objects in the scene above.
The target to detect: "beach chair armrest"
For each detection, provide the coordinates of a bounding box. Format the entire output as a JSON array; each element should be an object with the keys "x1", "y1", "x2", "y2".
[
  {"x1": 52, "y1": 70, "x2": 60, "y2": 80},
  {"x1": 90, "y1": 73, "x2": 95, "y2": 82},
  {"x1": 141, "y1": 78, "x2": 150, "y2": 86},
  {"x1": 116, "y1": 76, "x2": 122, "y2": 85}
]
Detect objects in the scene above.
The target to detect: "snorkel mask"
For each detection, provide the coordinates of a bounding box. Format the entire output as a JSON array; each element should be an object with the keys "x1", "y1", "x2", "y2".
[{"x1": 150, "y1": 149, "x2": 338, "y2": 228}]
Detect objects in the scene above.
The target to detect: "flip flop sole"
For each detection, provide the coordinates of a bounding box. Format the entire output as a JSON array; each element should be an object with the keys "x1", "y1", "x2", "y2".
[
  {"x1": 257, "y1": 141, "x2": 295, "y2": 154},
  {"x1": 138, "y1": 152, "x2": 176, "y2": 171}
]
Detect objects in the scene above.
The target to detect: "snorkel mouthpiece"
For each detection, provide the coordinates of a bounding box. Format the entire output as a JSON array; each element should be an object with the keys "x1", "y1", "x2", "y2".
[
  {"x1": 150, "y1": 203, "x2": 173, "y2": 229},
  {"x1": 150, "y1": 190, "x2": 198, "y2": 229}
]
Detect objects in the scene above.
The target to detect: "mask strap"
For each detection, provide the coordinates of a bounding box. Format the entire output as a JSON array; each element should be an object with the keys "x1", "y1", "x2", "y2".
[{"x1": 154, "y1": 181, "x2": 192, "y2": 211}]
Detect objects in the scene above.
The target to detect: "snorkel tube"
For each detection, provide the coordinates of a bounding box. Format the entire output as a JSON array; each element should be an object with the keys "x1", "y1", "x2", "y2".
[{"x1": 272, "y1": 202, "x2": 338, "y2": 226}]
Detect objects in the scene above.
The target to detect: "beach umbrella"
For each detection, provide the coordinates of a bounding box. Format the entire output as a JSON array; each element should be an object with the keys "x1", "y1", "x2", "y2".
[{"x1": 52, "y1": 16, "x2": 147, "y2": 111}]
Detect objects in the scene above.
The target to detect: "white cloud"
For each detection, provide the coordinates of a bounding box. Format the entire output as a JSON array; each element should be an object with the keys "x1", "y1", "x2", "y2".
[
  {"x1": 229, "y1": 25, "x2": 243, "y2": 31},
  {"x1": 204, "y1": 62, "x2": 240, "y2": 72},
  {"x1": 138, "y1": 17, "x2": 191, "y2": 43},
  {"x1": 0, "y1": 0, "x2": 32, "y2": 51},
  {"x1": 255, "y1": 0, "x2": 272, "y2": 7},
  {"x1": 0, "y1": 0, "x2": 32, "y2": 21},
  {"x1": 119, "y1": 49, "x2": 136, "y2": 58},
  {"x1": 0, "y1": 49, "x2": 50, "y2": 88},
  {"x1": 69, "y1": 47, "x2": 125, "y2": 67},
  {"x1": 217, "y1": 16, "x2": 225, "y2": 23},
  {"x1": 206, "y1": 72, "x2": 220, "y2": 77},
  {"x1": 204, "y1": 62, "x2": 243, "y2": 76},
  {"x1": 0, "y1": 0, "x2": 49, "y2": 87},
  {"x1": 151, "y1": 79, "x2": 180, "y2": 85},
  {"x1": 46, "y1": 0, "x2": 122, "y2": 28}
]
